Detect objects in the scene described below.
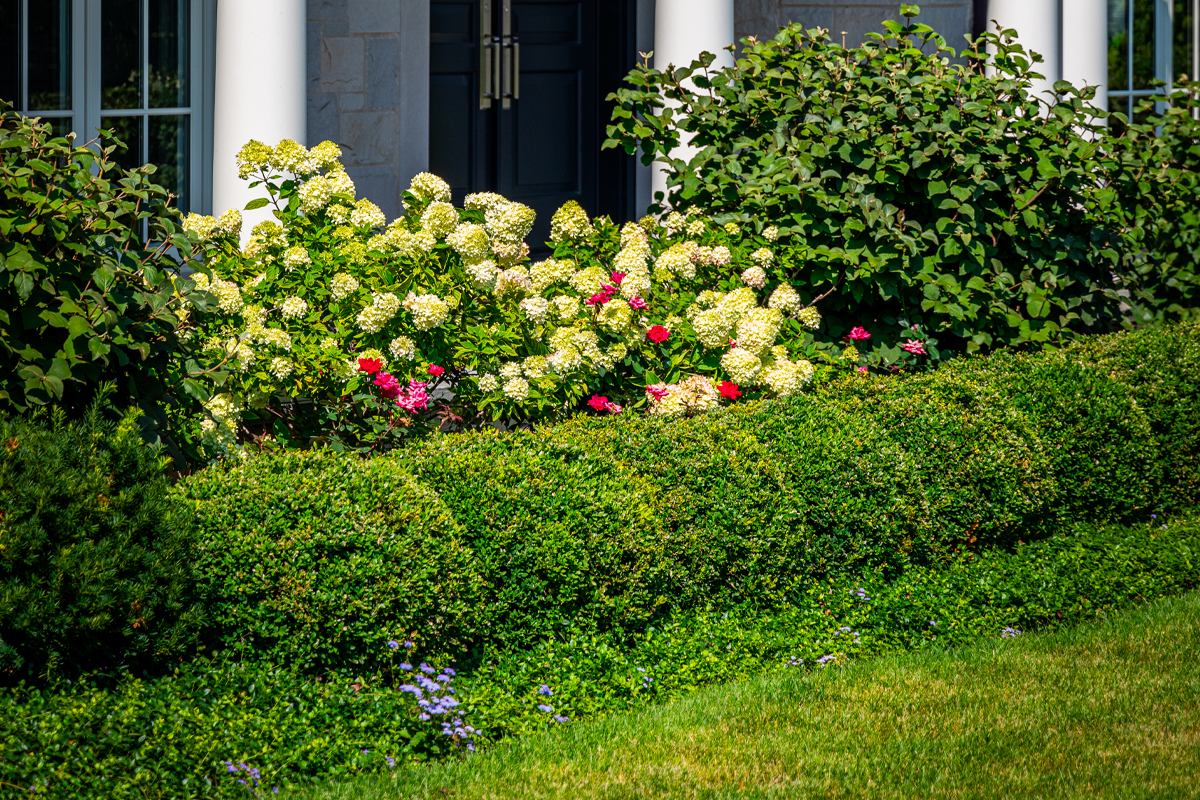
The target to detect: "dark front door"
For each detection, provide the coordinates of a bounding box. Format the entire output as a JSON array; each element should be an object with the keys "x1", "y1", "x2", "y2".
[{"x1": 430, "y1": 0, "x2": 635, "y2": 248}]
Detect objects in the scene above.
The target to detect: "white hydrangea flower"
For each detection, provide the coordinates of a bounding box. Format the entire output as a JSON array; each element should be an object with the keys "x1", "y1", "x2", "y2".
[
  {"x1": 357, "y1": 292, "x2": 402, "y2": 333},
  {"x1": 403, "y1": 292, "x2": 450, "y2": 330},
  {"x1": 389, "y1": 336, "x2": 417, "y2": 361},
  {"x1": 502, "y1": 377, "x2": 530, "y2": 402},
  {"x1": 272, "y1": 140, "x2": 314, "y2": 174},
  {"x1": 710, "y1": 246, "x2": 732, "y2": 266},
  {"x1": 210, "y1": 279, "x2": 244, "y2": 314},
  {"x1": 327, "y1": 204, "x2": 352, "y2": 225},
  {"x1": 310, "y1": 140, "x2": 343, "y2": 171},
  {"x1": 478, "y1": 374, "x2": 500, "y2": 392},
  {"x1": 721, "y1": 347, "x2": 763, "y2": 384},
  {"x1": 485, "y1": 201, "x2": 536, "y2": 244},
  {"x1": 447, "y1": 223, "x2": 490, "y2": 262},
  {"x1": 597, "y1": 299, "x2": 632, "y2": 332},
  {"x1": 762, "y1": 358, "x2": 815, "y2": 396},
  {"x1": 466, "y1": 260, "x2": 500, "y2": 290},
  {"x1": 619, "y1": 269, "x2": 651, "y2": 301},
  {"x1": 183, "y1": 213, "x2": 220, "y2": 240},
  {"x1": 299, "y1": 176, "x2": 333, "y2": 214},
  {"x1": 320, "y1": 337, "x2": 340, "y2": 351},
  {"x1": 494, "y1": 268, "x2": 531, "y2": 297},
  {"x1": 333, "y1": 357, "x2": 358, "y2": 382},
  {"x1": 200, "y1": 393, "x2": 243, "y2": 454},
  {"x1": 217, "y1": 208, "x2": 242, "y2": 238},
  {"x1": 763, "y1": 225, "x2": 779, "y2": 242},
  {"x1": 268, "y1": 357, "x2": 295, "y2": 380},
  {"x1": 235, "y1": 140, "x2": 273, "y2": 180},
  {"x1": 283, "y1": 246, "x2": 311, "y2": 272},
  {"x1": 409, "y1": 172, "x2": 452, "y2": 204},
  {"x1": 350, "y1": 199, "x2": 387, "y2": 229},
  {"x1": 529, "y1": 258, "x2": 575, "y2": 293},
  {"x1": 464, "y1": 192, "x2": 507, "y2": 213},
  {"x1": 736, "y1": 307, "x2": 784, "y2": 354},
  {"x1": 664, "y1": 211, "x2": 686, "y2": 234},
  {"x1": 768, "y1": 283, "x2": 803, "y2": 316},
  {"x1": 327, "y1": 168, "x2": 356, "y2": 199},
  {"x1": 258, "y1": 327, "x2": 292, "y2": 351},
  {"x1": 752, "y1": 247, "x2": 774, "y2": 268},
  {"x1": 686, "y1": 218, "x2": 706, "y2": 237},
  {"x1": 654, "y1": 242, "x2": 697, "y2": 281},
  {"x1": 692, "y1": 307, "x2": 734, "y2": 349},
  {"x1": 330, "y1": 272, "x2": 359, "y2": 301},
  {"x1": 741, "y1": 266, "x2": 767, "y2": 289},
  {"x1": 724, "y1": 222, "x2": 740, "y2": 236},
  {"x1": 228, "y1": 339, "x2": 255, "y2": 370},
  {"x1": 523, "y1": 355, "x2": 549, "y2": 379},
  {"x1": 798, "y1": 306, "x2": 822, "y2": 330},
  {"x1": 421, "y1": 201, "x2": 459, "y2": 239},
  {"x1": 569, "y1": 266, "x2": 608, "y2": 295},
  {"x1": 190, "y1": 271, "x2": 211, "y2": 292},
  {"x1": 280, "y1": 296, "x2": 308, "y2": 319},
  {"x1": 550, "y1": 201, "x2": 592, "y2": 244},
  {"x1": 520, "y1": 296, "x2": 550, "y2": 325},
  {"x1": 499, "y1": 361, "x2": 524, "y2": 381},
  {"x1": 551, "y1": 295, "x2": 580, "y2": 320}
]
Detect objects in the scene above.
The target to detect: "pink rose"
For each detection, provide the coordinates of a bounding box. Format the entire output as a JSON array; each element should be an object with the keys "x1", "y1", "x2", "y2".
[
  {"x1": 427, "y1": 364, "x2": 445, "y2": 377},
  {"x1": 902, "y1": 339, "x2": 926, "y2": 356},
  {"x1": 646, "y1": 325, "x2": 670, "y2": 344},
  {"x1": 847, "y1": 327, "x2": 871, "y2": 341},
  {"x1": 588, "y1": 395, "x2": 610, "y2": 412},
  {"x1": 610, "y1": 271, "x2": 626, "y2": 285},
  {"x1": 629, "y1": 297, "x2": 647, "y2": 311}
]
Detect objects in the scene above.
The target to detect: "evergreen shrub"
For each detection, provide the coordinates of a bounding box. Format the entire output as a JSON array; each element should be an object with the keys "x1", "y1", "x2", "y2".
[
  {"x1": 178, "y1": 324, "x2": 1200, "y2": 674},
  {"x1": 0, "y1": 395, "x2": 201, "y2": 683}
]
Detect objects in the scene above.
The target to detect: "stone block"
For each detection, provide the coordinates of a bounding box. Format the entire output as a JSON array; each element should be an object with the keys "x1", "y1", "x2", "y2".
[
  {"x1": 832, "y1": 5, "x2": 897, "y2": 47},
  {"x1": 777, "y1": 5, "x2": 835, "y2": 32},
  {"x1": 308, "y1": 0, "x2": 348, "y2": 22},
  {"x1": 366, "y1": 37, "x2": 401, "y2": 109},
  {"x1": 347, "y1": 165, "x2": 401, "y2": 221},
  {"x1": 307, "y1": 21, "x2": 321, "y2": 92},
  {"x1": 340, "y1": 110, "x2": 399, "y2": 166},
  {"x1": 340, "y1": 93, "x2": 365, "y2": 111},
  {"x1": 319, "y1": 36, "x2": 365, "y2": 93},
  {"x1": 349, "y1": 0, "x2": 401, "y2": 33},
  {"x1": 308, "y1": 93, "x2": 340, "y2": 147}
]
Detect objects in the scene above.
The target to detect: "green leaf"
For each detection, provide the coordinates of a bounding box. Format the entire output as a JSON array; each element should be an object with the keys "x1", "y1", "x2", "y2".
[
  {"x1": 245, "y1": 198, "x2": 270, "y2": 210},
  {"x1": 92, "y1": 266, "x2": 117, "y2": 291}
]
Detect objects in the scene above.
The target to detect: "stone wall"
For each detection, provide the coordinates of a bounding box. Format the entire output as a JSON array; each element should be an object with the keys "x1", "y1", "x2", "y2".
[
  {"x1": 735, "y1": 0, "x2": 975, "y2": 51},
  {"x1": 306, "y1": 0, "x2": 427, "y2": 222}
]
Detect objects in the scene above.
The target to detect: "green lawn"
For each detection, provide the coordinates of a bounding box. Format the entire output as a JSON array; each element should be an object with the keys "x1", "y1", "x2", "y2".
[{"x1": 293, "y1": 592, "x2": 1200, "y2": 800}]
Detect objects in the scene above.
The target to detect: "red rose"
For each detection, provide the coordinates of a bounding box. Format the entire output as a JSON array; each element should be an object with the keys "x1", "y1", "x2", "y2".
[
  {"x1": 588, "y1": 395, "x2": 610, "y2": 412},
  {"x1": 427, "y1": 364, "x2": 445, "y2": 377},
  {"x1": 719, "y1": 381, "x2": 741, "y2": 401},
  {"x1": 358, "y1": 357, "x2": 383, "y2": 375},
  {"x1": 646, "y1": 325, "x2": 670, "y2": 344}
]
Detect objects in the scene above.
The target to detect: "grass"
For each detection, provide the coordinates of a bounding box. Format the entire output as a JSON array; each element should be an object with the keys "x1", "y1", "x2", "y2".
[{"x1": 292, "y1": 592, "x2": 1200, "y2": 800}]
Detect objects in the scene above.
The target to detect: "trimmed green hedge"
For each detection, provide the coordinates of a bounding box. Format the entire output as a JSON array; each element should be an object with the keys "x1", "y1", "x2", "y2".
[
  {"x1": 3, "y1": 513, "x2": 1197, "y2": 799},
  {"x1": 176, "y1": 324, "x2": 1200, "y2": 674}
]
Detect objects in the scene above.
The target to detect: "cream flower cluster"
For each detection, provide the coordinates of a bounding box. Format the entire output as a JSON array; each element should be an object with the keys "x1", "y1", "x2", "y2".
[
  {"x1": 183, "y1": 208, "x2": 242, "y2": 241},
  {"x1": 272, "y1": 140, "x2": 314, "y2": 174},
  {"x1": 283, "y1": 246, "x2": 311, "y2": 272},
  {"x1": 409, "y1": 173, "x2": 452, "y2": 205},
  {"x1": 330, "y1": 273, "x2": 359, "y2": 300},
  {"x1": 550, "y1": 200, "x2": 592, "y2": 244},
  {"x1": 235, "y1": 140, "x2": 274, "y2": 179},
  {"x1": 752, "y1": 247, "x2": 774, "y2": 268},
  {"x1": 768, "y1": 283, "x2": 803, "y2": 316},
  {"x1": 357, "y1": 292, "x2": 402, "y2": 333},
  {"x1": 485, "y1": 201, "x2": 536, "y2": 245},
  {"x1": 210, "y1": 279, "x2": 244, "y2": 314},
  {"x1": 569, "y1": 266, "x2": 608, "y2": 295},
  {"x1": 466, "y1": 260, "x2": 500, "y2": 290},
  {"x1": 494, "y1": 268, "x2": 532, "y2": 297},
  {"x1": 647, "y1": 375, "x2": 720, "y2": 417},
  {"x1": 350, "y1": 199, "x2": 387, "y2": 230},
  {"x1": 280, "y1": 296, "x2": 308, "y2": 319},
  {"x1": 403, "y1": 292, "x2": 450, "y2": 330},
  {"x1": 464, "y1": 192, "x2": 507, "y2": 213},
  {"x1": 447, "y1": 223, "x2": 490, "y2": 262},
  {"x1": 370, "y1": 221, "x2": 437, "y2": 258},
  {"x1": 478, "y1": 374, "x2": 500, "y2": 392},
  {"x1": 389, "y1": 336, "x2": 417, "y2": 361},
  {"x1": 520, "y1": 296, "x2": 550, "y2": 324},
  {"x1": 664, "y1": 212, "x2": 687, "y2": 234},
  {"x1": 268, "y1": 357, "x2": 295, "y2": 380},
  {"x1": 741, "y1": 266, "x2": 767, "y2": 289},
  {"x1": 200, "y1": 394, "x2": 242, "y2": 454},
  {"x1": 688, "y1": 287, "x2": 757, "y2": 348},
  {"x1": 691, "y1": 245, "x2": 732, "y2": 268},
  {"x1": 421, "y1": 201, "x2": 459, "y2": 239},
  {"x1": 654, "y1": 241, "x2": 698, "y2": 281},
  {"x1": 529, "y1": 258, "x2": 575, "y2": 293}
]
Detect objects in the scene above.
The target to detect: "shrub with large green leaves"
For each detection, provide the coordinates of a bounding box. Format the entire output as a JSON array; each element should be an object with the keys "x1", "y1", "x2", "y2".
[
  {"x1": 0, "y1": 110, "x2": 207, "y2": 421},
  {"x1": 603, "y1": 10, "x2": 1198, "y2": 354}
]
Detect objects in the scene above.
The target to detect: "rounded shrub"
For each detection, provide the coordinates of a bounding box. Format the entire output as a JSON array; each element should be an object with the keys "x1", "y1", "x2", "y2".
[
  {"x1": 177, "y1": 451, "x2": 484, "y2": 674},
  {"x1": 0, "y1": 403, "x2": 201, "y2": 683}
]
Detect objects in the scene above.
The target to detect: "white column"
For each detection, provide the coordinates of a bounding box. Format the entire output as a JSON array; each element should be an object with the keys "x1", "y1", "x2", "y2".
[
  {"x1": 212, "y1": 0, "x2": 307, "y2": 231},
  {"x1": 986, "y1": 0, "x2": 1062, "y2": 101},
  {"x1": 1062, "y1": 0, "x2": 1108, "y2": 112},
  {"x1": 652, "y1": 0, "x2": 736, "y2": 206}
]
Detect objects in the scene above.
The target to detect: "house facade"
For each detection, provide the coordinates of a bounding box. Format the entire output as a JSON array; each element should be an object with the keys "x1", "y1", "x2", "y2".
[{"x1": 3, "y1": 0, "x2": 1196, "y2": 241}]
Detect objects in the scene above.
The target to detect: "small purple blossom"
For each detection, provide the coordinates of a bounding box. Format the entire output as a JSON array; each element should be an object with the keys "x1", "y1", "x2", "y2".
[
  {"x1": 399, "y1": 662, "x2": 413, "y2": 671},
  {"x1": 387, "y1": 640, "x2": 401, "y2": 650},
  {"x1": 537, "y1": 703, "x2": 553, "y2": 713},
  {"x1": 553, "y1": 715, "x2": 571, "y2": 723},
  {"x1": 538, "y1": 684, "x2": 553, "y2": 696},
  {"x1": 1001, "y1": 627, "x2": 1022, "y2": 639},
  {"x1": 419, "y1": 663, "x2": 436, "y2": 674}
]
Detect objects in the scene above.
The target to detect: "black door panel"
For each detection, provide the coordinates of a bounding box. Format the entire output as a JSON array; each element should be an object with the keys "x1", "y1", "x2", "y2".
[{"x1": 430, "y1": 0, "x2": 634, "y2": 251}]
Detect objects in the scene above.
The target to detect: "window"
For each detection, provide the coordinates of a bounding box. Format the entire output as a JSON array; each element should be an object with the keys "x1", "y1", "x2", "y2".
[
  {"x1": 1109, "y1": 0, "x2": 1200, "y2": 118},
  {"x1": 1, "y1": 0, "x2": 211, "y2": 213}
]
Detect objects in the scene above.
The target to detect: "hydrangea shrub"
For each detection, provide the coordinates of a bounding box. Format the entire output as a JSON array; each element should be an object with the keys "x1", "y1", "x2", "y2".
[{"x1": 180, "y1": 141, "x2": 935, "y2": 455}]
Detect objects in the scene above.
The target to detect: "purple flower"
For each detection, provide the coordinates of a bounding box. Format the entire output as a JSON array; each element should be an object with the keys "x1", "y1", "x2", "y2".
[
  {"x1": 405, "y1": 640, "x2": 415, "y2": 648},
  {"x1": 553, "y1": 715, "x2": 571, "y2": 723},
  {"x1": 399, "y1": 662, "x2": 413, "y2": 671},
  {"x1": 443, "y1": 667, "x2": 456, "y2": 677},
  {"x1": 386, "y1": 756, "x2": 395, "y2": 768},
  {"x1": 418, "y1": 713, "x2": 430, "y2": 721},
  {"x1": 816, "y1": 654, "x2": 836, "y2": 665},
  {"x1": 1001, "y1": 627, "x2": 1022, "y2": 639},
  {"x1": 538, "y1": 684, "x2": 553, "y2": 696},
  {"x1": 419, "y1": 663, "x2": 436, "y2": 674},
  {"x1": 437, "y1": 674, "x2": 451, "y2": 683},
  {"x1": 537, "y1": 704, "x2": 553, "y2": 713},
  {"x1": 387, "y1": 640, "x2": 401, "y2": 650},
  {"x1": 361, "y1": 749, "x2": 369, "y2": 755}
]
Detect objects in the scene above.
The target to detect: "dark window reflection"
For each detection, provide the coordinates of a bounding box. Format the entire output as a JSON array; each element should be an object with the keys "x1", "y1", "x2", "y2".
[
  {"x1": 28, "y1": 0, "x2": 72, "y2": 111},
  {"x1": 149, "y1": 114, "x2": 188, "y2": 209},
  {"x1": 1108, "y1": 0, "x2": 1129, "y2": 94},
  {"x1": 44, "y1": 117, "x2": 74, "y2": 138},
  {"x1": 1132, "y1": 0, "x2": 1156, "y2": 89},
  {"x1": 150, "y1": 0, "x2": 189, "y2": 108},
  {"x1": 103, "y1": 0, "x2": 143, "y2": 109},
  {"x1": 0, "y1": 1, "x2": 17, "y2": 108},
  {"x1": 103, "y1": 115, "x2": 143, "y2": 173}
]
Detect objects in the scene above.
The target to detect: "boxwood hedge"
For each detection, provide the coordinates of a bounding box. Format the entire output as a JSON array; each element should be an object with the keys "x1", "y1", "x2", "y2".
[{"x1": 176, "y1": 324, "x2": 1200, "y2": 675}]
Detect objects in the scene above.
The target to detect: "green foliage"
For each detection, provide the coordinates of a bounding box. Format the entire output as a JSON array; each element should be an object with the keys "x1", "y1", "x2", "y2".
[
  {"x1": 0, "y1": 391, "x2": 202, "y2": 683},
  {"x1": 3, "y1": 513, "x2": 1197, "y2": 799},
  {"x1": 178, "y1": 451, "x2": 484, "y2": 675},
  {"x1": 603, "y1": 17, "x2": 1200, "y2": 354},
  {"x1": 0, "y1": 109, "x2": 207, "y2": 420},
  {"x1": 181, "y1": 324, "x2": 1199, "y2": 673}
]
